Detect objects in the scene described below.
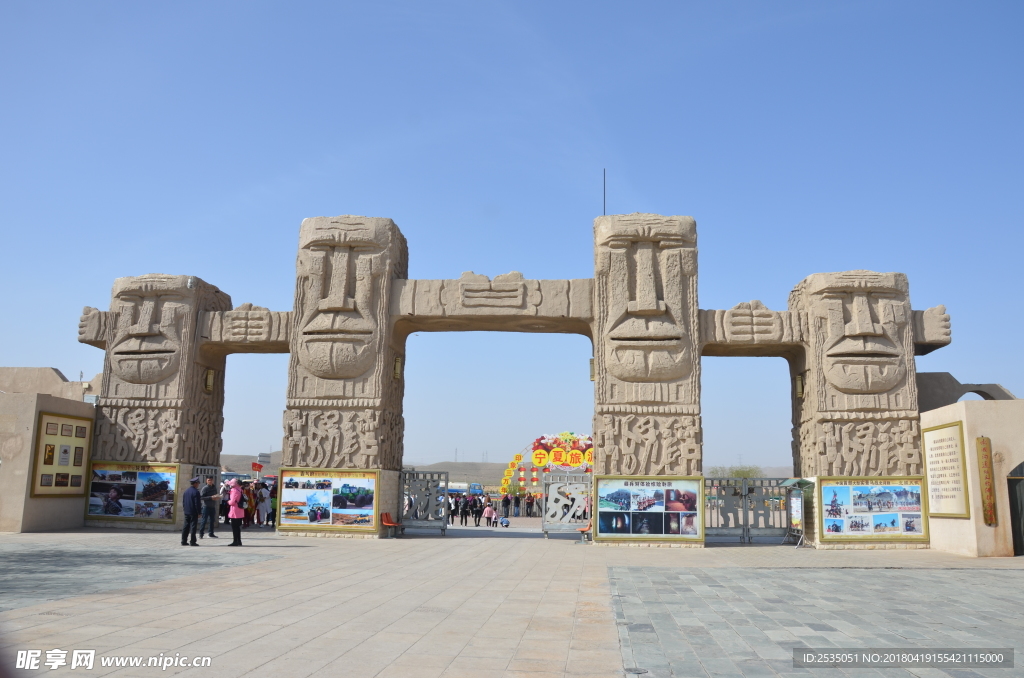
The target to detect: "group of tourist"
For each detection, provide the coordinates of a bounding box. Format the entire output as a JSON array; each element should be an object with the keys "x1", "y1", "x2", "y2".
[
  {"x1": 180, "y1": 475, "x2": 277, "y2": 547},
  {"x1": 445, "y1": 493, "x2": 538, "y2": 527}
]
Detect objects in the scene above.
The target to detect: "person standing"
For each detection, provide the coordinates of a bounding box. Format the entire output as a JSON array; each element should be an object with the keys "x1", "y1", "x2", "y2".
[
  {"x1": 181, "y1": 477, "x2": 201, "y2": 546},
  {"x1": 525, "y1": 493, "x2": 535, "y2": 518},
  {"x1": 513, "y1": 494, "x2": 521, "y2": 517},
  {"x1": 227, "y1": 478, "x2": 244, "y2": 546},
  {"x1": 501, "y1": 493, "x2": 511, "y2": 518},
  {"x1": 472, "y1": 496, "x2": 483, "y2": 526},
  {"x1": 268, "y1": 483, "x2": 277, "y2": 528},
  {"x1": 448, "y1": 495, "x2": 457, "y2": 525},
  {"x1": 256, "y1": 482, "x2": 271, "y2": 526},
  {"x1": 483, "y1": 502, "x2": 495, "y2": 527},
  {"x1": 459, "y1": 495, "x2": 470, "y2": 526},
  {"x1": 220, "y1": 480, "x2": 231, "y2": 524},
  {"x1": 198, "y1": 476, "x2": 219, "y2": 539}
]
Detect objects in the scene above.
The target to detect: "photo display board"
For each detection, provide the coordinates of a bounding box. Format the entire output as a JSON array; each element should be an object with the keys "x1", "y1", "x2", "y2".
[
  {"x1": 922, "y1": 421, "x2": 970, "y2": 519},
  {"x1": 31, "y1": 412, "x2": 92, "y2": 497},
  {"x1": 86, "y1": 462, "x2": 178, "y2": 522},
  {"x1": 818, "y1": 477, "x2": 928, "y2": 542},
  {"x1": 595, "y1": 476, "x2": 703, "y2": 542},
  {"x1": 278, "y1": 468, "x2": 377, "y2": 531}
]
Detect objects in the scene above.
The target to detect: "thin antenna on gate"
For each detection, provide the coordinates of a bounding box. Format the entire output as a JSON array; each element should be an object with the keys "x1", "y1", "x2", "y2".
[{"x1": 603, "y1": 168, "x2": 606, "y2": 215}]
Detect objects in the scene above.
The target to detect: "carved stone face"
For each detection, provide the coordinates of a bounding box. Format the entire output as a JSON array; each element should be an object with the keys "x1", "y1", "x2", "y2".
[
  {"x1": 807, "y1": 272, "x2": 910, "y2": 394},
  {"x1": 595, "y1": 215, "x2": 696, "y2": 382},
  {"x1": 294, "y1": 218, "x2": 390, "y2": 380},
  {"x1": 108, "y1": 275, "x2": 192, "y2": 384}
]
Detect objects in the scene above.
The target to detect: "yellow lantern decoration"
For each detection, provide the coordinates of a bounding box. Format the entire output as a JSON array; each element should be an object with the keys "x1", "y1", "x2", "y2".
[
  {"x1": 531, "y1": 449, "x2": 549, "y2": 466},
  {"x1": 550, "y1": 447, "x2": 566, "y2": 465},
  {"x1": 513, "y1": 453, "x2": 524, "y2": 463},
  {"x1": 503, "y1": 469, "x2": 513, "y2": 477},
  {"x1": 567, "y1": 449, "x2": 584, "y2": 467},
  {"x1": 508, "y1": 461, "x2": 516, "y2": 470},
  {"x1": 584, "y1": 448, "x2": 594, "y2": 464}
]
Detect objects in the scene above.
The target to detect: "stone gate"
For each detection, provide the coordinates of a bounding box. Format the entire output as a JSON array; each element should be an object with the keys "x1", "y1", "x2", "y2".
[{"x1": 77, "y1": 213, "x2": 952, "y2": 532}]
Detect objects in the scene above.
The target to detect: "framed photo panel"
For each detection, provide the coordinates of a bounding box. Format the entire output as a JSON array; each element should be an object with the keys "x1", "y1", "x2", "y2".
[
  {"x1": 594, "y1": 476, "x2": 704, "y2": 542},
  {"x1": 818, "y1": 477, "x2": 929, "y2": 543},
  {"x1": 922, "y1": 421, "x2": 970, "y2": 519},
  {"x1": 31, "y1": 412, "x2": 92, "y2": 497},
  {"x1": 85, "y1": 462, "x2": 179, "y2": 523},
  {"x1": 277, "y1": 468, "x2": 378, "y2": 532}
]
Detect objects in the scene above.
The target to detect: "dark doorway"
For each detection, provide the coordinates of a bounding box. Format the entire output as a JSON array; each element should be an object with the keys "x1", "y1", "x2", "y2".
[{"x1": 1009, "y1": 462, "x2": 1024, "y2": 556}]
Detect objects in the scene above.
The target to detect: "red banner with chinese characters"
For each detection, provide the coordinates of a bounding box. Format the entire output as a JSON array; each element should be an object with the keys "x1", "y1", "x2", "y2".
[{"x1": 252, "y1": 462, "x2": 264, "y2": 472}]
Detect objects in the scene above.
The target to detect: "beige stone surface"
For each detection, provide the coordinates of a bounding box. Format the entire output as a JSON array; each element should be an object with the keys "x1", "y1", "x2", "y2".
[
  {"x1": 0, "y1": 393, "x2": 95, "y2": 532},
  {"x1": 922, "y1": 400, "x2": 1024, "y2": 557},
  {"x1": 0, "y1": 367, "x2": 101, "y2": 402}
]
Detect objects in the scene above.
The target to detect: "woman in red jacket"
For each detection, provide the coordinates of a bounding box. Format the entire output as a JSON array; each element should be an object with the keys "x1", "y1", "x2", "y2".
[{"x1": 227, "y1": 479, "x2": 245, "y2": 546}]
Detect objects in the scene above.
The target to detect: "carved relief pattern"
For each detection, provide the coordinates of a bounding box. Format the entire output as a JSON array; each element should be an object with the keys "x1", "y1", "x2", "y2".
[
  {"x1": 593, "y1": 414, "x2": 702, "y2": 476},
  {"x1": 804, "y1": 417, "x2": 921, "y2": 478}
]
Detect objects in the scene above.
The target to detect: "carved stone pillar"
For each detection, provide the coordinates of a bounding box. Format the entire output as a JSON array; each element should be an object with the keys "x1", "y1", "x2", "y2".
[
  {"x1": 283, "y1": 216, "x2": 408, "y2": 470},
  {"x1": 591, "y1": 214, "x2": 703, "y2": 476},
  {"x1": 78, "y1": 274, "x2": 232, "y2": 465},
  {"x1": 789, "y1": 271, "x2": 926, "y2": 478}
]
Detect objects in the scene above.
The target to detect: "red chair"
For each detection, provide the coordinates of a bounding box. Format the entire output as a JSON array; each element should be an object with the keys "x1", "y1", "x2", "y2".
[
  {"x1": 577, "y1": 520, "x2": 592, "y2": 544},
  {"x1": 381, "y1": 512, "x2": 402, "y2": 538}
]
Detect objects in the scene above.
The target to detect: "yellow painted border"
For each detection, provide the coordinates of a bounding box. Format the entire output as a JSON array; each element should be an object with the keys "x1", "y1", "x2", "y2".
[
  {"x1": 30, "y1": 411, "x2": 93, "y2": 498},
  {"x1": 817, "y1": 476, "x2": 929, "y2": 543},
  {"x1": 83, "y1": 461, "x2": 180, "y2": 523},
  {"x1": 593, "y1": 475, "x2": 705, "y2": 543},
  {"x1": 922, "y1": 421, "x2": 970, "y2": 519},
  {"x1": 276, "y1": 467, "x2": 380, "y2": 532}
]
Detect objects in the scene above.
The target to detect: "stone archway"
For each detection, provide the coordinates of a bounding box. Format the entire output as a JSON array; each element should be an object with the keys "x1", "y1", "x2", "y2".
[{"x1": 77, "y1": 213, "x2": 955, "y2": 534}]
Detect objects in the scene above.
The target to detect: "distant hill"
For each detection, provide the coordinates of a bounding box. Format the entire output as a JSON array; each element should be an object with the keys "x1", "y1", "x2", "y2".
[{"x1": 220, "y1": 451, "x2": 282, "y2": 477}]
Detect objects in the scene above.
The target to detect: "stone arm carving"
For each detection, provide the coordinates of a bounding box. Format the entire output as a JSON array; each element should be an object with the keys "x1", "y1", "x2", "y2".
[
  {"x1": 78, "y1": 306, "x2": 109, "y2": 349},
  {"x1": 199, "y1": 304, "x2": 291, "y2": 354},
  {"x1": 700, "y1": 301, "x2": 807, "y2": 350},
  {"x1": 913, "y1": 305, "x2": 951, "y2": 355}
]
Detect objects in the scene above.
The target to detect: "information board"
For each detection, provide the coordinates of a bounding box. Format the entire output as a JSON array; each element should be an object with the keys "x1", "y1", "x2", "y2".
[
  {"x1": 594, "y1": 476, "x2": 703, "y2": 542},
  {"x1": 278, "y1": 468, "x2": 378, "y2": 531},
  {"x1": 818, "y1": 477, "x2": 928, "y2": 542},
  {"x1": 923, "y1": 421, "x2": 969, "y2": 518},
  {"x1": 31, "y1": 412, "x2": 92, "y2": 497},
  {"x1": 85, "y1": 462, "x2": 178, "y2": 522}
]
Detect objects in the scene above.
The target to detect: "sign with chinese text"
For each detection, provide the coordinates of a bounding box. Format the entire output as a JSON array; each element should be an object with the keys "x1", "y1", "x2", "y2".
[
  {"x1": 923, "y1": 421, "x2": 969, "y2": 518},
  {"x1": 976, "y1": 437, "x2": 998, "y2": 526},
  {"x1": 818, "y1": 477, "x2": 928, "y2": 542},
  {"x1": 594, "y1": 476, "x2": 703, "y2": 542}
]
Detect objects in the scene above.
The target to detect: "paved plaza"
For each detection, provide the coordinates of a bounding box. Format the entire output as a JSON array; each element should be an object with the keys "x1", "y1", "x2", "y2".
[{"x1": 1, "y1": 526, "x2": 1022, "y2": 678}]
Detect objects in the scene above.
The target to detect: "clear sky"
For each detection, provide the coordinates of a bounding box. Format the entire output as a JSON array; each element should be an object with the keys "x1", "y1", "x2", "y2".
[{"x1": 1, "y1": 2, "x2": 1021, "y2": 470}]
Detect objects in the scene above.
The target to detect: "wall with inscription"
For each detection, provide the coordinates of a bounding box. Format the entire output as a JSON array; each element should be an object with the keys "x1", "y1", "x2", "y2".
[{"x1": 923, "y1": 401, "x2": 1024, "y2": 557}]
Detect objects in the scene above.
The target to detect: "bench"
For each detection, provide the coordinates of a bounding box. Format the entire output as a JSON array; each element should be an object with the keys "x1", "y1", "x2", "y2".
[
  {"x1": 380, "y1": 512, "x2": 402, "y2": 538},
  {"x1": 577, "y1": 520, "x2": 592, "y2": 544}
]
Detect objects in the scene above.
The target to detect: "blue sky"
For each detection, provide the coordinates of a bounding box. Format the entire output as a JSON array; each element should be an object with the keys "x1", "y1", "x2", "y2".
[{"x1": 1, "y1": 2, "x2": 1021, "y2": 469}]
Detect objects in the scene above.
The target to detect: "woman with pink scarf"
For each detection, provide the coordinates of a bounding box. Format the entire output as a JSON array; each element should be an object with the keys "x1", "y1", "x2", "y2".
[{"x1": 227, "y1": 479, "x2": 245, "y2": 546}]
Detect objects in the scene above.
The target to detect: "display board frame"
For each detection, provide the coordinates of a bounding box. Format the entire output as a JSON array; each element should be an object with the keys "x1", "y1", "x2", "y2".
[
  {"x1": 817, "y1": 476, "x2": 929, "y2": 543},
  {"x1": 277, "y1": 467, "x2": 379, "y2": 533},
  {"x1": 84, "y1": 461, "x2": 180, "y2": 523},
  {"x1": 30, "y1": 411, "x2": 93, "y2": 498},
  {"x1": 922, "y1": 421, "x2": 970, "y2": 519},
  {"x1": 593, "y1": 475, "x2": 704, "y2": 543}
]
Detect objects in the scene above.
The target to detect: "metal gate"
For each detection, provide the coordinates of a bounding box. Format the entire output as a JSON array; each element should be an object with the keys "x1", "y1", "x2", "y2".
[
  {"x1": 704, "y1": 478, "x2": 789, "y2": 542},
  {"x1": 541, "y1": 474, "x2": 591, "y2": 537},
  {"x1": 400, "y1": 471, "x2": 448, "y2": 535},
  {"x1": 193, "y1": 466, "x2": 220, "y2": 484}
]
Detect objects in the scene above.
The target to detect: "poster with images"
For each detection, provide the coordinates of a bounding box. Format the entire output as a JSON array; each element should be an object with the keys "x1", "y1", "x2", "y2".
[
  {"x1": 32, "y1": 412, "x2": 92, "y2": 497},
  {"x1": 85, "y1": 462, "x2": 178, "y2": 522},
  {"x1": 278, "y1": 468, "x2": 377, "y2": 531},
  {"x1": 818, "y1": 477, "x2": 928, "y2": 542},
  {"x1": 595, "y1": 476, "x2": 703, "y2": 541}
]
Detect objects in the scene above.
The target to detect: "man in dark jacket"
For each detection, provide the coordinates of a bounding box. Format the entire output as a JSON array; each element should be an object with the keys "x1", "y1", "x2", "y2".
[
  {"x1": 198, "y1": 476, "x2": 219, "y2": 539},
  {"x1": 181, "y1": 477, "x2": 202, "y2": 546}
]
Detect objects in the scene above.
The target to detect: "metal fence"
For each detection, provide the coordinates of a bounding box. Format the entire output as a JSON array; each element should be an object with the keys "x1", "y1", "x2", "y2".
[
  {"x1": 400, "y1": 471, "x2": 448, "y2": 534},
  {"x1": 704, "y1": 477, "x2": 789, "y2": 542},
  {"x1": 541, "y1": 474, "x2": 591, "y2": 537}
]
